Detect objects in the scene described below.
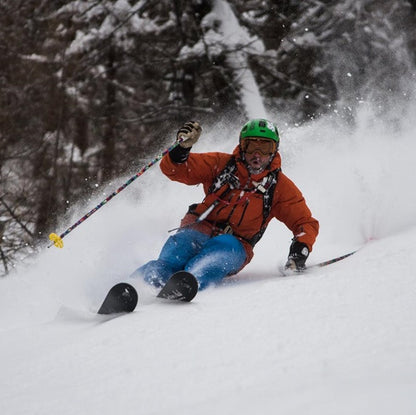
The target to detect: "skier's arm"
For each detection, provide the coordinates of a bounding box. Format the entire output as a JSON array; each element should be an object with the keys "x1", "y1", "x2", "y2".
[
  {"x1": 272, "y1": 173, "x2": 319, "y2": 252},
  {"x1": 160, "y1": 121, "x2": 230, "y2": 186},
  {"x1": 160, "y1": 151, "x2": 226, "y2": 186}
]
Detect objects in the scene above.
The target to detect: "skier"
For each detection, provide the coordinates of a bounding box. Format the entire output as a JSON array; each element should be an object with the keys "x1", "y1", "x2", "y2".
[{"x1": 131, "y1": 119, "x2": 319, "y2": 290}]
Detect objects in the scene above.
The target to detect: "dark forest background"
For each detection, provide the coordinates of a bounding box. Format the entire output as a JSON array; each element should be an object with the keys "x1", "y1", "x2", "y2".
[{"x1": 1, "y1": 0, "x2": 415, "y2": 275}]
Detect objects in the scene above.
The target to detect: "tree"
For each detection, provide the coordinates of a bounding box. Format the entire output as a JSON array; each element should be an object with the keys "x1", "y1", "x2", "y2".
[{"x1": 230, "y1": 0, "x2": 416, "y2": 121}]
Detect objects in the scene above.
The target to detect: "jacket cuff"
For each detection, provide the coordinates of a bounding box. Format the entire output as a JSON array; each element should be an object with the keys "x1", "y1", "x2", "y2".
[{"x1": 169, "y1": 145, "x2": 191, "y2": 163}]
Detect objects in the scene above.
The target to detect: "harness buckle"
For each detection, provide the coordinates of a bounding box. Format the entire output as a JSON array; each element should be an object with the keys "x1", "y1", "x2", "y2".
[{"x1": 223, "y1": 224, "x2": 233, "y2": 235}]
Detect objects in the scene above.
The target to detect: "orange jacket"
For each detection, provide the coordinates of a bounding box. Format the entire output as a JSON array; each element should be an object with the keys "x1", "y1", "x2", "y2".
[{"x1": 160, "y1": 146, "x2": 319, "y2": 265}]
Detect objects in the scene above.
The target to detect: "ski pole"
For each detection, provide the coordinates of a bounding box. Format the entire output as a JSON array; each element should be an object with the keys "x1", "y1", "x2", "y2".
[
  {"x1": 167, "y1": 186, "x2": 232, "y2": 233},
  {"x1": 49, "y1": 136, "x2": 186, "y2": 248},
  {"x1": 282, "y1": 249, "x2": 359, "y2": 276},
  {"x1": 309, "y1": 250, "x2": 358, "y2": 269}
]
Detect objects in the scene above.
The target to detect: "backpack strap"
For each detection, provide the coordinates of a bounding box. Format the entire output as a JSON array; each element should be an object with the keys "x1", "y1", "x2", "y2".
[
  {"x1": 207, "y1": 156, "x2": 281, "y2": 247},
  {"x1": 245, "y1": 168, "x2": 280, "y2": 246},
  {"x1": 207, "y1": 156, "x2": 239, "y2": 193}
]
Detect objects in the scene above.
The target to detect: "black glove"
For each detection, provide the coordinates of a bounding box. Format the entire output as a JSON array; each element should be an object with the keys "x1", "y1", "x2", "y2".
[{"x1": 285, "y1": 240, "x2": 309, "y2": 271}]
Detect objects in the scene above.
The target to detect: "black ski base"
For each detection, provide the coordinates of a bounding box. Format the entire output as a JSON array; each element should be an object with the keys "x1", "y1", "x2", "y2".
[
  {"x1": 157, "y1": 271, "x2": 198, "y2": 302},
  {"x1": 97, "y1": 282, "x2": 138, "y2": 315}
]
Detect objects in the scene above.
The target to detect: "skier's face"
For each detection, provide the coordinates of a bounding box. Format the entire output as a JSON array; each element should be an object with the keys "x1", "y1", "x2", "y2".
[
  {"x1": 241, "y1": 138, "x2": 275, "y2": 174},
  {"x1": 244, "y1": 151, "x2": 272, "y2": 173}
]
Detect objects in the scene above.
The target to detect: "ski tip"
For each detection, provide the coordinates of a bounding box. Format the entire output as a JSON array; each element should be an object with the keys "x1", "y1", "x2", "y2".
[
  {"x1": 97, "y1": 282, "x2": 138, "y2": 315},
  {"x1": 157, "y1": 271, "x2": 198, "y2": 302}
]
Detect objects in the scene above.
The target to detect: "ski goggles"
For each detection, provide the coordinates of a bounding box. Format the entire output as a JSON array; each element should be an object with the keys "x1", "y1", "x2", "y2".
[{"x1": 241, "y1": 138, "x2": 277, "y2": 155}]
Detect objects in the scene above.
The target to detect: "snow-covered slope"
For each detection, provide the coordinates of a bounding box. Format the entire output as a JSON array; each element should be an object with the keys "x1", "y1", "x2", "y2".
[{"x1": 1, "y1": 101, "x2": 415, "y2": 415}]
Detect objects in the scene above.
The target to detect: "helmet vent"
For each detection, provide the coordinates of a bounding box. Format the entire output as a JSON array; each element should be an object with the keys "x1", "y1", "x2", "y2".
[{"x1": 239, "y1": 118, "x2": 280, "y2": 149}]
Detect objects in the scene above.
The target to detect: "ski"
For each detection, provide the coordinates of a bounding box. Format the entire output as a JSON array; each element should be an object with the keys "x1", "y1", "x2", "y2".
[
  {"x1": 157, "y1": 271, "x2": 199, "y2": 302},
  {"x1": 97, "y1": 272, "x2": 198, "y2": 315},
  {"x1": 97, "y1": 282, "x2": 138, "y2": 315}
]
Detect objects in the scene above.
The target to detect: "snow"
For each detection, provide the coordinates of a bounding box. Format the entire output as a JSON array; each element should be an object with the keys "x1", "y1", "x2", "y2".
[{"x1": 1, "y1": 97, "x2": 416, "y2": 414}]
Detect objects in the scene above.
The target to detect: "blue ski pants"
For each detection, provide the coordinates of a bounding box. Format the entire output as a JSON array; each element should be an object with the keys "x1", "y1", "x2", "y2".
[{"x1": 131, "y1": 229, "x2": 247, "y2": 290}]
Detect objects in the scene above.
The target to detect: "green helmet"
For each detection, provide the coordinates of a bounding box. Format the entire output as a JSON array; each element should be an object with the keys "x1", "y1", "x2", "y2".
[{"x1": 240, "y1": 118, "x2": 280, "y2": 145}]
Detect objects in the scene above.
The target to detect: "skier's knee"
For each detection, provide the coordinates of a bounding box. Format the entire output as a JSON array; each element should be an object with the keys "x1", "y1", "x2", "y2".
[
  {"x1": 135, "y1": 260, "x2": 172, "y2": 288},
  {"x1": 208, "y1": 234, "x2": 246, "y2": 257}
]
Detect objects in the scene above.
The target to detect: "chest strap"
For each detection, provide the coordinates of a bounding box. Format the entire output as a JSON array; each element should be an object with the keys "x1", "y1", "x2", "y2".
[
  {"x1": 245, "y1": 168, "x2": 280, "y2": 246},
  {"x1": 206, "y1": 156, "x2": 280, "y2": 247}
]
